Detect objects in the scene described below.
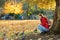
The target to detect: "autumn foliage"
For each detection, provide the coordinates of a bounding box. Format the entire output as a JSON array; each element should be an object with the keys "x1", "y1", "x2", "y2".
[{"x1": 3, "y1": 2, "x2": 23, "y2": 14}]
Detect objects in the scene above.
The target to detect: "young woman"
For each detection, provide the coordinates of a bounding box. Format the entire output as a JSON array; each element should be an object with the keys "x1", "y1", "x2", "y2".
[{"x1": 37, "y1": 14, "x2": 50, "y2": 34}]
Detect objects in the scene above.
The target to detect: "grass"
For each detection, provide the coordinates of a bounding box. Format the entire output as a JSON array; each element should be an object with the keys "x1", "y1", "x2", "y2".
[{"x1": 0, "y1": 20, "x2": 53, "y2": 39}]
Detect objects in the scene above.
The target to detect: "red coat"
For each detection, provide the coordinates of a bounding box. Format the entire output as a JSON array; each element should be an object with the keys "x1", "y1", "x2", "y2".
[{"x1": 40, "y1": 17, "x2": 50, "y2": 29}]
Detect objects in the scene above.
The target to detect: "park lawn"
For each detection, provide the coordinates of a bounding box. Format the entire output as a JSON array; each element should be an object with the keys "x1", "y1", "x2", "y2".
[{"x1": 0, "y1": 20, "x2": 53, "y2": 38}]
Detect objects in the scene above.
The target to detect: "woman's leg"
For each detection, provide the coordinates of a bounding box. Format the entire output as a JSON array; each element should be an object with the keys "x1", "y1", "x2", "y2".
[
  {"x1": 41, "y1": 26, "x2": 49, "y2": 32},
  {"x1": 37, "y1": 24, "x2": 49, "y2": 34},
  {"x1": 43, "y1": 28, "x2": 49, "y2": 33},
  {"x1": 37, "y1": 24, "x2": 44, "y2": 33}
]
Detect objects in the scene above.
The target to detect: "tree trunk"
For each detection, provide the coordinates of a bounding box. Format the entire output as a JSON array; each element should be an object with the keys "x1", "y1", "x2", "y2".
[{"x1": 51, "y1": 0, "x2": 60, "y2": 34}]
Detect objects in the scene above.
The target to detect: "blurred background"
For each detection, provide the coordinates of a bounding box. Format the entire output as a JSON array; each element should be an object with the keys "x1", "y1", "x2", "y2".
[
  {"x1": 0, "y1": 0, "x2": 56, "y2": 20},
  {"x1": 0, "y1": 0, "x2": 56, "y2": 40}
]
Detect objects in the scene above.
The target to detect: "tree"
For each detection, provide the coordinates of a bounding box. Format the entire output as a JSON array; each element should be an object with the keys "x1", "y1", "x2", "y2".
[
  {"x1": 3, "y1": 0, "x2": 23, "y2": 14},
  {"x1": 0, "y1": 0, "x2": 5, "y2": 7},
  {"x1": 51, "y1": 0, "x2": 60, "y2": 34}
]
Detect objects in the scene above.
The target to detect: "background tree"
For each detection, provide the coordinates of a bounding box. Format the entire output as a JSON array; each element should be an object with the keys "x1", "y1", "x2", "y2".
[
  {"x1": 0, "y1": 0, "x2": 56, "y2": 20},
  {"x1": 0, "y1": 0, "x2": 5, "y2": 7}
]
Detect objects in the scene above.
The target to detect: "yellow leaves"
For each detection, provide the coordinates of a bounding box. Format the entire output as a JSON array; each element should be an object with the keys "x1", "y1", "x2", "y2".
[
  {"x1": 38, "y1": 0, "x2": 56, "y2": 10},
  {"x1": 3, "y1": 2, "x2": 23, "y2": 14},
  {"x1": 33, "y1": 0, "x2": 37, "y2": 2},
  {"x1": 0, "y1": 20, "x2": 42, "y2": 38}
]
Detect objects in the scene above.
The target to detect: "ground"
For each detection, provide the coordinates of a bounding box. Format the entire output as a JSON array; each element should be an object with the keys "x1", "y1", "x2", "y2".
[
  {"x1": 25, "y1": 33, "x2": 60, "y2": 40},
  {"x1": 0, "y1": 20, "x2": 57, "y2": 40}
]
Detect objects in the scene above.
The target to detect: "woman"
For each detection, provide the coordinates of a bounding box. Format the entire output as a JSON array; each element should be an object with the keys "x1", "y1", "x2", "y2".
[{"x1": 37, "y1": 14, "x2": 50, "y2": 34}]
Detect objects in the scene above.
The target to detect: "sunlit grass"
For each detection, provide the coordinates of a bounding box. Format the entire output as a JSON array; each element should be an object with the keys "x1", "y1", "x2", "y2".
[{"x1": 0, "y1": 20, "x2": 53, "y2": 39}]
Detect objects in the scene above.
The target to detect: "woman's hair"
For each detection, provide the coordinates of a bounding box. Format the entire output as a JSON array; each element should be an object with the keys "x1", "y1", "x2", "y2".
[{"x1": 39, "y1": 14, "x2": 43, "y2": 17}]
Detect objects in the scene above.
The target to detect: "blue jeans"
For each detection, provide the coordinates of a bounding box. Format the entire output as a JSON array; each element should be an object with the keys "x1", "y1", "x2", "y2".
[{"x1": 38, "y1": 24, "x2": 49, "y2": 33}]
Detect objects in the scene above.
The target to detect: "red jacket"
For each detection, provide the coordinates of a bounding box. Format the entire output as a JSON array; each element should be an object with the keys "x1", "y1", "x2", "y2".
[{"x1": 40, "y1": 17, "x2": 50, "y2": 29}]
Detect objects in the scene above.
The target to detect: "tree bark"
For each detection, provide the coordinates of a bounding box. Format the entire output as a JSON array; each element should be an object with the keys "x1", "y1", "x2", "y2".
[{"x1": 51, "y1": 0, "x2": 60, "y2": 34}]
